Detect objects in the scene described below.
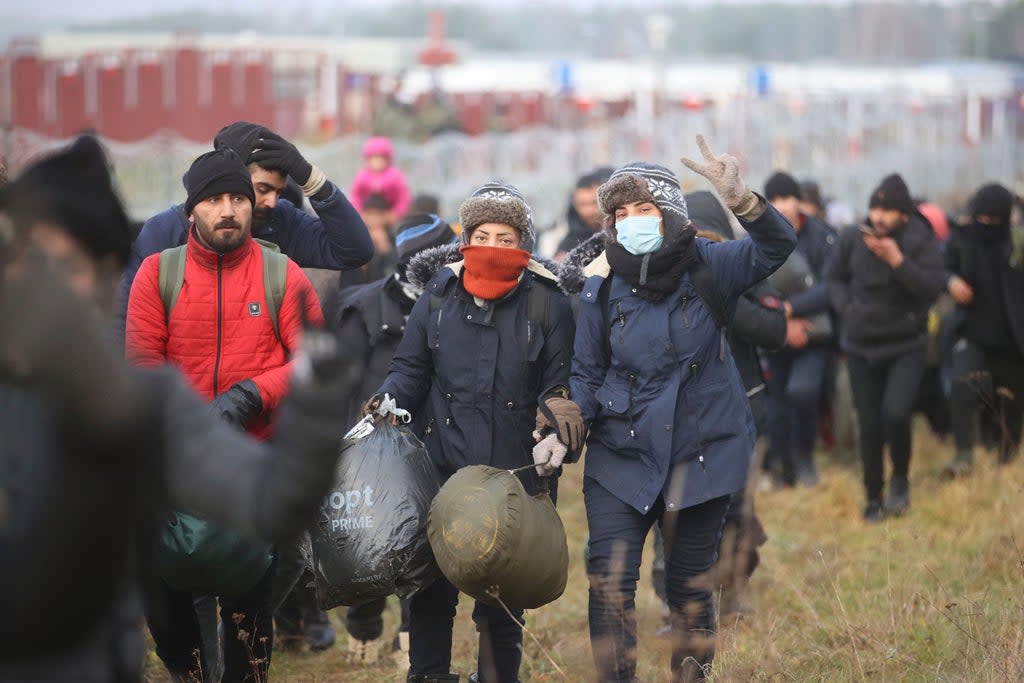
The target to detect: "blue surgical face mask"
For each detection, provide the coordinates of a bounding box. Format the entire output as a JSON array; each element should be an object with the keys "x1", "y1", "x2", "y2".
[{"x1": 616, "y1": 215, "x2": 663, "y2": 255}]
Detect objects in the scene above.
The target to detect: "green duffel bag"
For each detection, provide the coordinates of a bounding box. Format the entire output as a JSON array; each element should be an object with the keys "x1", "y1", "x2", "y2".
[
  {"x1": 427, "y1": 465, "x2": 568, "y2": 610},
  {"x1": 155, "y1": 512, "x2": 273, "y2": 597}
]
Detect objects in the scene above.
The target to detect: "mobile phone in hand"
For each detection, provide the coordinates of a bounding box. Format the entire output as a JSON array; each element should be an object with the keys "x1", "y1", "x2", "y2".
[{"x1": 859, "y1": 223, "x2": 878, "y2": 237}]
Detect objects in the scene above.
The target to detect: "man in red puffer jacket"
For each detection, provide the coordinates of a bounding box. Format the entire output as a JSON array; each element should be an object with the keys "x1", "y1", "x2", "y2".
[{"x1": 126, "y1": 147, "x2": 323, "y2": 683}]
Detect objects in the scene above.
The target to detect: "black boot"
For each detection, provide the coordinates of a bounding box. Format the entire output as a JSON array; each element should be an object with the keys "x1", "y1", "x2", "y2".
[
  {"x1": 885, "y1": 476, "x2": 910, "y2": 517},
  {"x1": 794, "y1": 451, "x2": 819, "y2": 487},
  {"x1": 407, "y1": 675, "x2": 460, "y2": 683}
]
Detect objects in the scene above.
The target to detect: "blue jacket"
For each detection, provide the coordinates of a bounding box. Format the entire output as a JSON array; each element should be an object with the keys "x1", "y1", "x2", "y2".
[
  {"x1": 569, "y1": 205, "x2": 796, "y2": 514},
  {"x1": 116, "y1": 182, "x2": 373, "y2": 341},
  {"x1": 378, "y1": 253, "x2": 575, "y2": 495}
]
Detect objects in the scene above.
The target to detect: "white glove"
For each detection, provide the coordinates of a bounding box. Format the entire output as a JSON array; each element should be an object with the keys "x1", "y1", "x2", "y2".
[{"x1": 533, "y1": 432, "x2": 567, "y2": 477}]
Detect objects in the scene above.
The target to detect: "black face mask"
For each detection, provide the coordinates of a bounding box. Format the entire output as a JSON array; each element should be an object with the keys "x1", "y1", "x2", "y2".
[{"x1": 969, "y1": 220, "x2": 1011, "y2": 243}]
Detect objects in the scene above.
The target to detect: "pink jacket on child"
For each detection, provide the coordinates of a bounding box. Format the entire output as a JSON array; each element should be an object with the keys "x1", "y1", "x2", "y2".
[{"x1": 350, "y1": 137, "x2": 412, "y2": 219}]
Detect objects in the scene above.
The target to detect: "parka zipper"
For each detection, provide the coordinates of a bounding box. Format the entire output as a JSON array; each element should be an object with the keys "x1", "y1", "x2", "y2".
[
  {"x1": 615, "y1": 301, "x2": 626, "y2": 345},
  {"x1": 626, "y1": 372, "x2": 637, "y2": 438},
  {"x1": 212, "y1": 254, "x2": 223, "y2": 396}
]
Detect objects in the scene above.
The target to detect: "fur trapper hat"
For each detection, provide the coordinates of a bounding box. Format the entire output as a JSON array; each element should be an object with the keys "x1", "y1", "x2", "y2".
[
  {"x1": 458, "y1": 181, "x2": 536, "y2": 252},
  {"x1": 596, "y1": 162, "x2": 689, "y2": 224}
]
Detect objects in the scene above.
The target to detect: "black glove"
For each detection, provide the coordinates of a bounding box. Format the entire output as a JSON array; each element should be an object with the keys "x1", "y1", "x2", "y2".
[
  {"x1": 248, "y1": 132, "x2": 312, "y2": 186},
  {"x1": 210, "y1": 380, "x2": 263, "y2": 428}
]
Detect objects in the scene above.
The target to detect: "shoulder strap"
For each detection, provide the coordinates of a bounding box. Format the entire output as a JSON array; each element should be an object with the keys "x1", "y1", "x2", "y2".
[
  {"x1": 526, "y1": 277, "x2": 553, "y2": 339},
  {"x1": 257, "y1": 243, "x2": 288, "y2": 343},
  {"x1": 157, "y1": 245, "x2": 188, "y2": 322}
]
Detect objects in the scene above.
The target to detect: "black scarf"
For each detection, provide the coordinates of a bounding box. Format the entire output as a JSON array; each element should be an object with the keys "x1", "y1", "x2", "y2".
[{"x1": 605, "y1": 226, "x2": 699, "y2": 302}]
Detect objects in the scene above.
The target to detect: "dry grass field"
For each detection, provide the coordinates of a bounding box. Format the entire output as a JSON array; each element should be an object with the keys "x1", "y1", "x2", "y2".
[{"x1": 145, "y1": 423, "x2": 1024, "y2": 682}]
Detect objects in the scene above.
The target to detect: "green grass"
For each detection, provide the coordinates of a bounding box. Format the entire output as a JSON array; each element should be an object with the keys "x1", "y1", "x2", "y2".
[{"x1": 145, "y1": 423, "x2": 1024, "y2": 682}]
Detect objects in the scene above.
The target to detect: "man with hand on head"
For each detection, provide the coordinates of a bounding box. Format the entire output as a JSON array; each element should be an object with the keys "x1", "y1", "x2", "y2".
[{"x1": 118, "y1": 121, "x2": 373, "y2": 341}]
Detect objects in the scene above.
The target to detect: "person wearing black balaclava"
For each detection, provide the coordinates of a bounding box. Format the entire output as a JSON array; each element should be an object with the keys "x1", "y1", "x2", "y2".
[{"x1": 943, "y1": 183, "x2": 1024, "y2": 475}]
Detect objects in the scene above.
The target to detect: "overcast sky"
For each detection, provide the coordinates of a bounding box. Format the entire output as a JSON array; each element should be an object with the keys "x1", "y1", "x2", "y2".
[{"x1": 0, "y1": 0, "x2": 1005, "y2": 43}]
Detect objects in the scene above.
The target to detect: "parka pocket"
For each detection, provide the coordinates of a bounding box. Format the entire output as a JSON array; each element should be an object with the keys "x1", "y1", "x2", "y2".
[
  {"x1": 595, "y1": 382, "x2": 630, "y2": 415},
  {"x1": 592, "y1": 381, "x2": 638, "y2": 451}
]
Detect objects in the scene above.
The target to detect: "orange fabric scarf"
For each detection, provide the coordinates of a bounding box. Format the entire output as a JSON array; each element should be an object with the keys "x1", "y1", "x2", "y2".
[{"x1": 459, "y1": 245, "x2": 531, "y2": 300}]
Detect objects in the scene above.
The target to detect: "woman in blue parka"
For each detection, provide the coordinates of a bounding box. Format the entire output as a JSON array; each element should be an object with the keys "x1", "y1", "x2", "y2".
[
  {"x1": 367, "y1": 182, "x2": 583, "y2": 683},
  {"x1": 562, "y1": 137, "x2": 796, "y2": 682}
]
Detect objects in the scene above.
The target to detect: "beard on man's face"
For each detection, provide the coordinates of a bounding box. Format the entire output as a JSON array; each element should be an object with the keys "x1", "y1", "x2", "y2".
[{"x1": 195, "y1": 214, "x2": 250, "y2": 253}]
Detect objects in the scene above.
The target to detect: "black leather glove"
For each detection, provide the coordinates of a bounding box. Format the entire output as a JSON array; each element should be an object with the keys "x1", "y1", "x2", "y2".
[
  {"x1": 210, "y1": 380, "x2": 263, "y2": 428},
  {"x1": 248, "y1": 132, "x2": 312, "y2": 186}
]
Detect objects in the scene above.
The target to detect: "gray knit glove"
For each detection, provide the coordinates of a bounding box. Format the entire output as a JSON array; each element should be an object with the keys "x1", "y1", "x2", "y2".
[{"x1": 681, "y1": 134, "x2": 763, "y2": 220}]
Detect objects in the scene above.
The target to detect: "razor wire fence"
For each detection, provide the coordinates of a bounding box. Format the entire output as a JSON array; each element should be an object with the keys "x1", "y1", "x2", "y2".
[{"x1": 2, "y1": 91, "x2": 1019, "y2": 240}]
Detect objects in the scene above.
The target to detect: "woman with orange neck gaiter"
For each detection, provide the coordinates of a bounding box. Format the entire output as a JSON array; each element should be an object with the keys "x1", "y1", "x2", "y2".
[{"x1": 369, "y1": 182, "x2": 583, "y2": 683}]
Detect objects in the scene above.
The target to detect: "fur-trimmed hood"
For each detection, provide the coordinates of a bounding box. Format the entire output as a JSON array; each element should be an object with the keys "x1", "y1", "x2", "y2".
[{"x1": 405, "y1": 242, "x2": 561, "y2": 291}]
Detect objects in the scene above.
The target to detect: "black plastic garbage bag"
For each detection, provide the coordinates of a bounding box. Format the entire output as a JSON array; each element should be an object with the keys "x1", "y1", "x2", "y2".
[
  {"x1": 427, "y1": 465, "x2": 568, "y2": 610},
  {"x1": 311, "y1": 421, "x2": 440, "y2": 609}
]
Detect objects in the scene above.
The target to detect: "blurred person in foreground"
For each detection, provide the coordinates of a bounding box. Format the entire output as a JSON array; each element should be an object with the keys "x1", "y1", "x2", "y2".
[
  {"x1": 826, "y1": 174, "x2": 947, "y2": 522},
  {"x1": 0, "y1": 135, "x2": 356, "y2": 682},
  {"x1": 943, "y1": 183, "x2": 1024, "y2": 475}
]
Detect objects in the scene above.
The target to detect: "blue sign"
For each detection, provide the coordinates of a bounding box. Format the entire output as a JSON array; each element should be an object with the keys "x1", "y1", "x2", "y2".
[{"x1": 752, "y1": 65, "x2": 770, "y2": 97}]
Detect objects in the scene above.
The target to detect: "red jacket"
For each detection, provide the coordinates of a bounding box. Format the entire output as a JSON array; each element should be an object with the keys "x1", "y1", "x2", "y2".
[{"x1": 126, "y1": 231, "x2": 324, "y2": 440}]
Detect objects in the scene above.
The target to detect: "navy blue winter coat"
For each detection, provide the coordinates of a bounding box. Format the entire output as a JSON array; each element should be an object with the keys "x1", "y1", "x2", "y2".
[
  {"x1": 116, "y1": 182, "x2": 373, "y2": 340},
  {"x1": 378, "y1": 250, "x2": 575, "y2": 495},
  {"x1": 569, "y1": 205, "x2": 796, "y2": 514}
]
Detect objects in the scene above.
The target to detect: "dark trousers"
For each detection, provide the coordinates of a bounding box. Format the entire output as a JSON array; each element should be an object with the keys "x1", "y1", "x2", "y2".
[
  {"x1": 950, "y1": 339, "x2": 1024, "y2": 457},
  {"x1": 346, "y1": 597, "x2": 411, "y2": 641},
  {"x1": 585, "y1": 477, "x2": 731, "y2": 683},
  {"x1": 145, "y1": 562, "x2": 275, "y2": 683},
  {"x1": 408, "y1": 576, "x2": 523, "y2": 682},
  {"x1": 765, "y1": 347, "x2": 829, "y2": 481},
  {"x1": 847, "y1": 350, "x2": 926, "y2": 501}
]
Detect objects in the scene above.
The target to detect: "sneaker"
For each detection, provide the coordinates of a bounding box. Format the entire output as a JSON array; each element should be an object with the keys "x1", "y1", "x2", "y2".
[
  {"x1": 347, "y1": 637, "x2": 380, "y2": 664},
  {"x1": 885, "y1": 476, "x2": 910, "y2": 516},
  {"x1": 863, "y1": 499, "x2": 886, "y2": 523},
  {"x1": 942, "y1": 450, "x2": 973, "y2": 478}
]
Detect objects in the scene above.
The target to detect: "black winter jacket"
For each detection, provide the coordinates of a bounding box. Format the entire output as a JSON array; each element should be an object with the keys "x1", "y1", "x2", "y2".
[
  {"x1": 378, "y1": 246, "x2": 574, "y2": 496},
  {"x1": 945, "y1": 225, "x2": 1024, "y2": 357},
  {"x1": 826, "y1": 214, "x2": 947, "y2": 362},
  {"x1": 331, "y1": 274, "x2": 416, "y2": 423}
]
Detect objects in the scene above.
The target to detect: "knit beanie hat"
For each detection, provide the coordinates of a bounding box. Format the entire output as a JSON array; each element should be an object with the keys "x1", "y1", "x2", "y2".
[
  {"x1": 968, "y1": 183, "x2": 1013, "y2": 225},
  {"x1": 764, "y1": 171, "x2": 801, "y2": 201},
  {"x1": 596, "y1": 162, "x2": 690, "y2": 233},
  {"x1": 183, "y1": 148, "x2": 255, "y2": 215},
  {"x1": 0, "y1": 135, "x2": 133, "y2": 267},
  {"x1": 458, "y1": 181, "x2": 536, "y2": 252},
  {"x1": 395, "y1": 213, "x2": 457, "y2": 266},
  {"x1": 869, "y1": 174, "x2": 914, "y2": 215}
]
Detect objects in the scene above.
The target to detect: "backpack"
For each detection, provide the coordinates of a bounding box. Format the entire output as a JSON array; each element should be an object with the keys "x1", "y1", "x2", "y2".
[
  {"x1": 598, "y1": 259, "x2": 734, "y2": 360},
  {"x1": 157, "y1": 238, "x2": 288, "y2": 342}
]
